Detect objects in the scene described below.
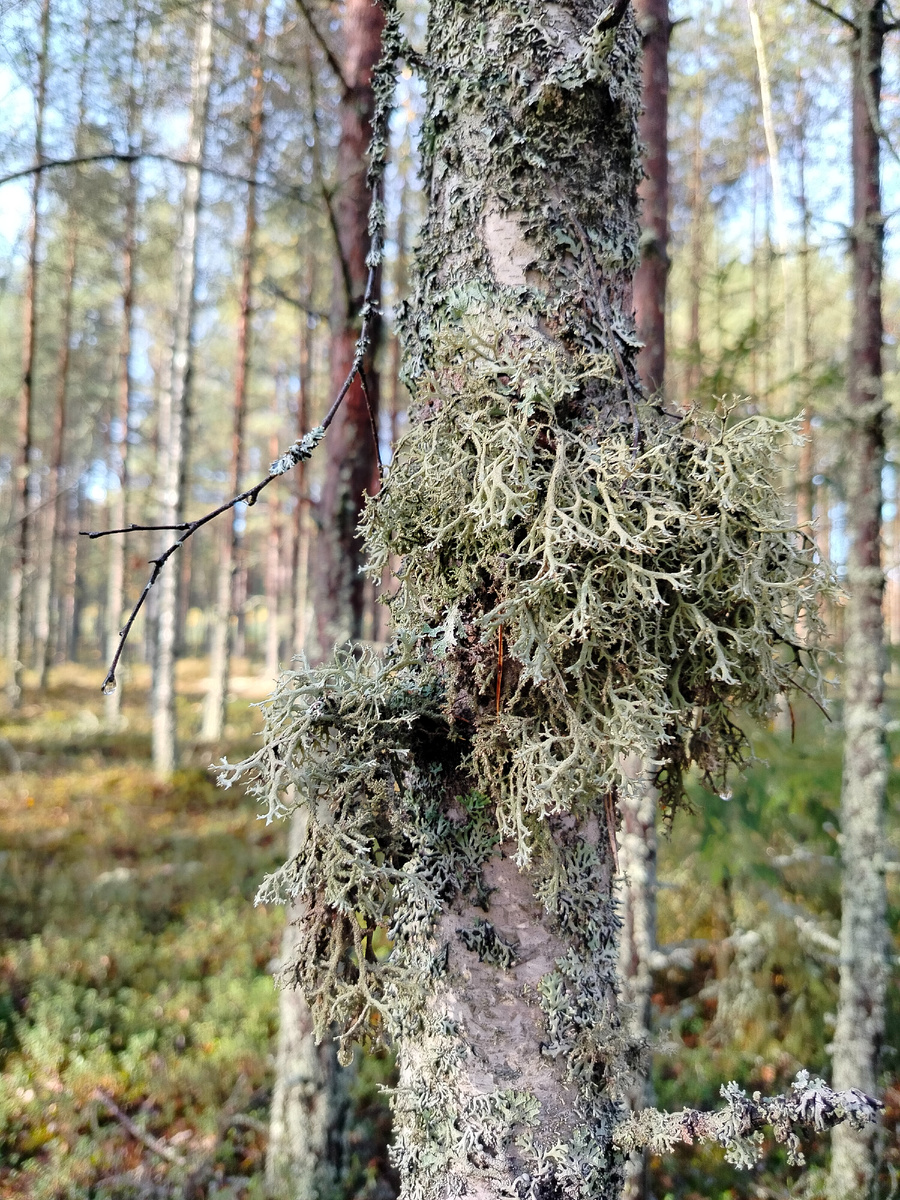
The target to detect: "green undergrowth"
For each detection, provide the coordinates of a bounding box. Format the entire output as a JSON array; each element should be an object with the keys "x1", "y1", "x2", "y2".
[
  {"x1": 0, "y1": 668, "x2": 282, "y2": 1199},
  {"x1": 651, "y1": 691, "x2": 900, "y2": 1198}
]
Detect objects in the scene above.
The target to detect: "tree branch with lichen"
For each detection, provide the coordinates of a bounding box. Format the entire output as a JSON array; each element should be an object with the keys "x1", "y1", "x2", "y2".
[{"x1": 614, "y1": 1072, "x2": 881, "y2": 1169}]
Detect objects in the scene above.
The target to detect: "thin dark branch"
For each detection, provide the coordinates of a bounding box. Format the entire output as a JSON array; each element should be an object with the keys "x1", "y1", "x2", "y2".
[
  {"x1": 0, "y1": 151, "x2": 311, "y2": 203},
  {"x1": 595, "y1": 0, "x2": 632, "y2": 34},
  {"x1": 295, "y1": 0, "x2": 351, "y2": 93},
  {"x1": 81, "y1": 261, "x2": 381, "y2": 695},
  {"x1": 260, "y1": 275, "x2": 327, "y2": 317},
  {"x1": 805, "y1": 0, "x2": 859, "y2": 31},
  {"x1": 94, "y1": 1090, "x2": 186, "y2": 1167}
]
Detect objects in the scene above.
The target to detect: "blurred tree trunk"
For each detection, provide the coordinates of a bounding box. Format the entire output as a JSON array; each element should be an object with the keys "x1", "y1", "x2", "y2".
[
  {"x1": 829, "y1": 1, "x2": 888, "y2": 1195},
  {"x1": 291, "y1": 250, "x2": 316, "y2": 660},
  {"x1": 267, "y1": 1, "x2": 386, "y2": 1194},
  {"x1": 685, "y1": 83, "x2": 704, "y2": 404},
  {"x1": 266, "y1": 422, "x2": 284, "y2": 679},
  {"x1": 619, "y1": 5, "x2": 669, "y2": 1195},
  {"x1": 35, "y1": 11, "x2": 94, "y2": 692},
  {"x1": 152, "y1": 0, "x2": 214, "y2": 777},
  {"x1": 6, "y1": 0, "x2": 50, "y2": 708},
  {"x1": 201, "y1": 0, "x2": 267, "y2": 743},
  {"x1": 795, "y1": 89, "x2": 814, "y2": 535}
]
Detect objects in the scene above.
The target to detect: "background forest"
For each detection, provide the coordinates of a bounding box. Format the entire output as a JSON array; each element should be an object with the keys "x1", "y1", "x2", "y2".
[{"x1": 0, "y1": 0, "x2": 898, "y2": 1197}]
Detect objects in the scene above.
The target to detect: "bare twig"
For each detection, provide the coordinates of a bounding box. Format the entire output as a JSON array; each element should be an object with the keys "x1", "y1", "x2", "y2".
[
  {"x1": 0, "y1": 150, "x2": 311, "y2": 202},
  {"x1": 81, "y1": 1, "x2": 401, "y2": 694},
  {"x1": 94, "y1": 1089, "x2": 187, "y2": 1167},
  {"x1": 805, "y1": 0, "x2": 858, "y2": 31},
  {"x1": 295, "y1": 0, "x2": 351, "y2": 92}
]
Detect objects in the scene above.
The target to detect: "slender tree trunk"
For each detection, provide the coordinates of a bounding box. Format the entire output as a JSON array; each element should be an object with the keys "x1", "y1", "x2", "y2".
[
  {"x1": 796, "y1": 98, "x2": 815, "y2": 535},
  {"x1": 266, "y1": 423, "x2": 284, "y2": 679},
  {"x1": 291, "y1": 252, "x2": 316, "y2": 660},
  {"x1": 201, "y1": 0, "x2": 267, "y2": 743},
  {"x1": 152, "y1": 0, "x2": 214, "y2": 777},
  {"x1": 685, "y1": 83, "x2": 704, "y2": 404},
  {"x1": 830, "y1": 3, "x2": 888, "y2": 1195},
  {"x1": 268, "y1": 1, "x2": 386, "y2": 1193},
  {"x1": 34, "y1": 213, "x2": 78, "y2": 690},
  {"x1": 35, "y1": 11, "x2": 96, "y2": 692},
  {"x1": 619, "y1": 5, "x2": 669, "y2": 1194},
  {"x1": 6, "y1": 0, "x2": 50, "y2": 708},
  {"x1": 104, "y1": 84, "x2": 138, "y2": 728},
  {"x1": 312, "y1": 0, "x2": 384, "y2": 658}
]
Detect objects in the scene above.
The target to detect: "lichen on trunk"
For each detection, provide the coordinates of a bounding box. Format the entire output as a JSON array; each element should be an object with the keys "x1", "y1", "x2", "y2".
[{"x1": 225, "y1": 3, "x2": 833, "y2": 1197}]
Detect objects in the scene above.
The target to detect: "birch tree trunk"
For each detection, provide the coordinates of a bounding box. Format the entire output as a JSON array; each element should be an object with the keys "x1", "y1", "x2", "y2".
[
  {"x1": 201, "y1": 0, "x2": 267, "y2": 744},
  {"x1": 267, "y1": 1, "x2": 386, "y2": 1192},
  {"x1": 829, "y1": 2, "x2": 889, "y2": 1194},
  {"x1": 152, "y1": 0, "x2": 214, "y2": 777},
  {"x1": 6, "y1": 0, "x2": 50, "y2": 708}
]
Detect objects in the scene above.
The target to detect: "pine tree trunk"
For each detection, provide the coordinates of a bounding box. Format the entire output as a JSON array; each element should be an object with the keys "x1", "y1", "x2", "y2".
[
  {"x1": 829, "y1": 2, "x2": 888, "y2": 1195},
  {"x1": 34, "y1": 8, "x2": 95, "y2": 692},
  {"x1": 268, "y1": 0, "x2": 386, "y2": 1192},
  {"x1": 201, "y1": 1, "x2": 267, "y2": 744},
  {"x1": 311, "y1": 0, "x2": 384, "y2": 657},
  {"x1": 6, "y1": 0, "x2": 50, "y2": 708},
  {"x1": 291, "y1": 253, "x2": 316, "y2": 661},
  {"x1": 34, "y1": 214, "x2": 78, "y2": 690},
  {"x1": 152, "y1": 0, "x2": 214, "y2": 777}
]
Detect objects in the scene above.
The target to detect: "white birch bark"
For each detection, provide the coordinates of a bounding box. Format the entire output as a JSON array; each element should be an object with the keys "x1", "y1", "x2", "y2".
[{"x1": 829, "y1": 3, "x2": 889, "y2": 1193}]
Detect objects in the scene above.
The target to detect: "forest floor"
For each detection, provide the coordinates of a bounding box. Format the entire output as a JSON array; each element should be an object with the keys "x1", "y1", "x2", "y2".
[
  {"x1": 0, "y1": 660, "x2": 283, "y2": 1199},
  {"x1": 0, "y1": 660, "x2": 898, "y2": 1199}
]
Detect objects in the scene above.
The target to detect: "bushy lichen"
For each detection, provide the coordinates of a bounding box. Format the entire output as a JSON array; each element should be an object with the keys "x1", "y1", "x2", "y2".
[{"x1": 364, "y1": 300, "x2": 832, "y2": 850}]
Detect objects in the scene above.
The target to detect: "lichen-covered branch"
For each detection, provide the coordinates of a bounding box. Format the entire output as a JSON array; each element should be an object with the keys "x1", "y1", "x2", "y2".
[{"x1": 616, "y1": 1072, "x2": 881, "y2": 1170}]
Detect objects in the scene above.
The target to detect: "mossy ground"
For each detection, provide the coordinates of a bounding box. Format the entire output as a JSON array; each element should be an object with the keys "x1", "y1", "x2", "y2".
[{"x1": 0, "y1": 661, "x2": 283, "y2": 1199}]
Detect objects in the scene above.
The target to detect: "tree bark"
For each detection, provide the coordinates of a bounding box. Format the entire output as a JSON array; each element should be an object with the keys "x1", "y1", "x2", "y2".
[
  {"x1": 6, "y1": 0, "x2": 50, "y2": 708},
  {"x1": 829, "y1": 2, "x2": 889, "y2": 1195},
  {"x1": 268, "y1": 1, "x2": 386, "y2": 1193},
  {"x1": 201, "y1": 0, "x2": 267, "y2": 744},
  {"x1": 152, "y1": 0, "x2": 214, "y2": 777}
]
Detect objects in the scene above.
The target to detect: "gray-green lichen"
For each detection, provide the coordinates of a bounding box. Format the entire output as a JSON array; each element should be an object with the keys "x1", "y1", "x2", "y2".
[{"x1": 222, "y1": 1, "x2": 838, "y2": 1196}]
